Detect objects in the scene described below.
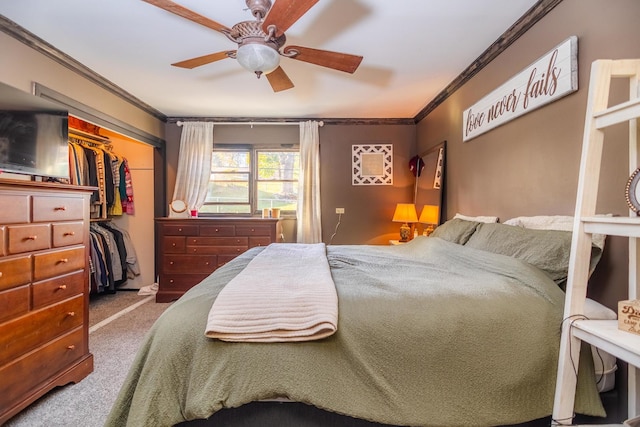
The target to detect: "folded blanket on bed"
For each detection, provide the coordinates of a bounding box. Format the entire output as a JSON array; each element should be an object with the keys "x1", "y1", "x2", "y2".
[{"x1": 205, "y1": 243, "x2": 338, "y2": 342}]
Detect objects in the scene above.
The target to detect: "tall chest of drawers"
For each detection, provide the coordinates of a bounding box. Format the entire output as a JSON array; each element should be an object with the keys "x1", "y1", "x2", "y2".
[
  {"x1": 0, "y1": 180, "x2": 94, "y2": 424},
  {"x1": 155, "y1": 217, "x2": 281, "y2": 303}
]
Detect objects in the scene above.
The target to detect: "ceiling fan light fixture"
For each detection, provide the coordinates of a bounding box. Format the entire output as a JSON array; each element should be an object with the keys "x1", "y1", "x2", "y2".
[{"x1": 236, "y1": 43, "x2": 280, "y2": 75}]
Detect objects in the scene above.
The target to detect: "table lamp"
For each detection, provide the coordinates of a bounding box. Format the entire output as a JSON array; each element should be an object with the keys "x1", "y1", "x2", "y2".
[
  {"x1": 392, "y1": 203, "x2": 418, "y2": 242},
  {"x1": 419, "y1": 205, "x2": 440, "y2": 236}
]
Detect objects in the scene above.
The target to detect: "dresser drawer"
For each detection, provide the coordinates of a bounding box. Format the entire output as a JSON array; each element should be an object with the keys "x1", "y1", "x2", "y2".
[
  {"x1": 33, "y1": 247, "x2": 85, "y2": 281},
  {"x1": 163, "y1": 236, "x2": 186, "y2": 253},
  {"x1": 187, "y1": 237, "x2": 248, "y2": 246},
  {"x1": 52, "y1": 222, "x2": 84, "y2": 247},
  {"x1": 199, "y1": 225, "x2": 235, "y2": 236},
  {"x1": 0, "y1": 285, "x2": 29, "y2": 324},
  {"x1": 159, "y1": 274, "x2": 209, "y2": 291},
  {"x1": 163, "y1": 224, "x2": 198, "y2": 236},
  {"x1": 236, "y1": 224, "x2": 273, "y2": 236},
  {"x1": 0, "y1": 327, "x2": 85, "y2": 412},
  {"x1": 0, "y1": 295, "x2": 84, "y2": 367},
  {"x1": 250, "y1": 236, "x2": 272, "y2": 247},
  {"x1": 7, "y1": 224, "x2": 51, "y2": 254},
  {"x1": 32, "y1": 195, "x2": 84, "y2": 222},
  {"x1": 0, "y1": 255, "x2": 31, "y2": 292},
  {"x1": 185, "y1": 245, "x2": 247, "y2": 255},
  {"x1": 162, "y1": 255, "x2": 217, "y2": 274},
  {"x1": 32, "y1": 271, "x2": 85, "y2": 310},
  {"x1": 0, "y1": 194, "x2": 29, "y2": 224}
]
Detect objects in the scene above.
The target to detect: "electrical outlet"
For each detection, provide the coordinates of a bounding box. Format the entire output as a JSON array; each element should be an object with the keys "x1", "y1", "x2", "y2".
[{"x1": 335, "y1": 207, "x2": 345, "y2": 214}]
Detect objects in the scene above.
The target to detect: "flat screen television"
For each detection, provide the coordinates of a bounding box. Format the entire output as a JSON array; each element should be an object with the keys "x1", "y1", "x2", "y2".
[{"x1": 0, "y1": 81, "x2": 69, "y2": 180}]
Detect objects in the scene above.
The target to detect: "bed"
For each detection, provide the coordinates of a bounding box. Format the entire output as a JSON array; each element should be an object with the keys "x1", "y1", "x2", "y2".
[{"x1": 105, "y1": 219, "x2": 609, "y2": 427}]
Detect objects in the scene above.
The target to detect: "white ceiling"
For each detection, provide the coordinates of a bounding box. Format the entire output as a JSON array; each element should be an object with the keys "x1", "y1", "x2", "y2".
[{"x1": 0, "y1": 0, "x2": 538, "y2": 119}]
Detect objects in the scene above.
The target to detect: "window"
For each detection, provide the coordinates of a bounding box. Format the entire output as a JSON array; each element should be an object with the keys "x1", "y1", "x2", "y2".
[{"x1": 199, "y1": 147, "x2": 299, "y2": 216}]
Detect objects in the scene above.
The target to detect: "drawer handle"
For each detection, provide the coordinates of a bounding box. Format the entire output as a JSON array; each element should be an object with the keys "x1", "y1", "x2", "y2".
[
  {"x1": 54, "y1": 206, "x2": 67, "y2": 211},
  {"x1": 0, "y1": 271, "x2": 2, "y2": 278},
  {"x1": 67, "y1": 345, "x2": 75, "y2": 350},
  {"x1": 58, "y1": 285, "x2": 67, "y2": 290},
  {"x1": 59, "y1": 258, "x2": 69, "y2": 264},
  {"x1": 67, "y1": 311, "x2": 75, "y2": 317},
  {"x1": 215, "y1": 228, "x2": 219, "y2": 232},
  {"x1": 192, "y1": 249, "x2": 197, "y2": 253},
  {"x1": 251, "y1": 228, "x2": 255, "y2": 232},
  {"x1": 178, "y1": 228, "x2": 183, "y2": 232},
  {"x1": 64, "y1": 231, "x2": 76, "y2": 236},
  {"x1": 169, "y1": 261, "x2": 174, "y2": 265},
  {"x1": 205, "y1": 262, "x2": 210, "y2": 265},
  {"x1": 169, "y1": 279, "x2": 174, "y2": 283},
  {"x1": 236, "y1": 248, "x2": 241, "y2": 252},
  {"x1": 25, "y1": 235, "x2": 38, "y2": 241},
  {"x1": 172, "y1": 243, "x2": 176, "y2": 247}
]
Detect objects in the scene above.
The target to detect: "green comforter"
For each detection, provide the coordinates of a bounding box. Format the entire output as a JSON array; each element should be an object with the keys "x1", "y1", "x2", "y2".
[{"x1": 105, "y1": 237, "x2": 604, "y2": 427}]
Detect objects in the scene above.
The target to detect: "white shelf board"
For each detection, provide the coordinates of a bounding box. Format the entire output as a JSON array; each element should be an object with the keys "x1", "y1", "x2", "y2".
[
  {"x1": 572, "y1": 320, "x2": 640, "y2": 368},
  {"x1": 582, "y1": 216, "x2": 640, "y2": 237},
  {"x1": 595, "y1": 97, "x2": 640, "y2": 129}
]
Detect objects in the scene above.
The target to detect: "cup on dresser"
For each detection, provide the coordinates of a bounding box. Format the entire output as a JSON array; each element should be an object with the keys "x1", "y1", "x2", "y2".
[{"x1": 270, "y1": 208, "x2": 281, "y2": 219}]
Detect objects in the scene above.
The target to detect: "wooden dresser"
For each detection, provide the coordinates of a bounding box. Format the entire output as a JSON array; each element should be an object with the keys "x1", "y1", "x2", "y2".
[
  {"x1": 0, "y1": 180, "x2": 94, "y2": 424},
  {"x1": 155, "y1": 217, "x2": 281, "y2": 302}
]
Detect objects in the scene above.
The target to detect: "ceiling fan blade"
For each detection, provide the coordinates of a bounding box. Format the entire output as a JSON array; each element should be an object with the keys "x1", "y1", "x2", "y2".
[
  {"x1": 262, "y1": 0, "x2": 319, "y2": 37},
  {"x1": 142, "y1": 0, "x2": 231, "y2": 33},
  {"x1": 171, "y1": 51, "x2": 235, "y2": 69},
  {"x1": 265, "y1": 67, "x2": 295, "y2": 92},
  {"x1": 283, "y1": 45, "x2": 363, "y2": 74}
]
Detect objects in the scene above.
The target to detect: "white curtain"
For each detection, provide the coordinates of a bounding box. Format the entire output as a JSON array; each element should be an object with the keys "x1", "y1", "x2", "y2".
[
  {"x1": 172, "y1": 122, "x2": 214, "y2": 211},
  {"x1": 297, "y1": 121, "x2": 322, "y2": 243}
]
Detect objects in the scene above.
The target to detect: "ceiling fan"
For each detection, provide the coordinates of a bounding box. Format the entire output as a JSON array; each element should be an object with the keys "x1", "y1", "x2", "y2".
[{"x1": 142, "y1": 0, "x2": 364, "y2": 92}]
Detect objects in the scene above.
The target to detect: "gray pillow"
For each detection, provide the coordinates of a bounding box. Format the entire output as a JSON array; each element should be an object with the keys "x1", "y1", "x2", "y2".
[
  {"x1": 430, "y1": 218, "x2": 481, "y2": 245},
  {"x1": 465, "y1": 222, "x2": 602, "y2": 287}
]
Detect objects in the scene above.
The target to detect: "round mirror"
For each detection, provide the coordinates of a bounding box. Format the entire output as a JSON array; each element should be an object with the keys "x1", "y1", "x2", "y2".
[{"x1": 170, "y1": 199, "x2": 187, "y2": 214}]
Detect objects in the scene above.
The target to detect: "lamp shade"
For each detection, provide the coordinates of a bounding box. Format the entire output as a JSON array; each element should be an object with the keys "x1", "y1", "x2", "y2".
[
  {"x1": 419, "y1": 205, "x2": 439, "y2": 224},
  {"x1": 392, "y1": 203, "x2": 418, "y2": 223},
  {"x1": 236, "y1": 43, "x2": 280, "y2": 74}
]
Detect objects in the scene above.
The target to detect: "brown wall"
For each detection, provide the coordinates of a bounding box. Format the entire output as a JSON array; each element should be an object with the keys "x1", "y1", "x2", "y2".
[
  {"x1": 416, "y1": 0, "x2": 640, "y2": 311},
  {"x1": 164, "y1": 122, "x2": 416, "y2": 245},
  {"x1": 319, "y1": 124, "x2": 416, "y2": 245}
]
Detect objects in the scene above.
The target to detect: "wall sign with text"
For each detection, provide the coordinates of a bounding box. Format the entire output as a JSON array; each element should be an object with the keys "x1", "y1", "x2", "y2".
[{"x1": 462, "y1": 36, "x2": 578, "y2": 142}]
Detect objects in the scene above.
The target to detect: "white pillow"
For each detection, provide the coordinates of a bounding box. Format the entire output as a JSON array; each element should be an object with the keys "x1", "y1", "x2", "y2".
[
  {"x1": 502, "y1": 215, "x2": 608, "y2": 250},
  {"x1": 453, "y1": 213, "x2": 498, "y2": 223}
]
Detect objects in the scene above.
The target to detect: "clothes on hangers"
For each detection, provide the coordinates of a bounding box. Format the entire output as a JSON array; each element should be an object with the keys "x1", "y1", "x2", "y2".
[
  {"x1": 68, "y1": 138, "x2": 135, "y2": 218},
  {"x1": 88, "y1": 221, "x2": 140, "y2": 294}
]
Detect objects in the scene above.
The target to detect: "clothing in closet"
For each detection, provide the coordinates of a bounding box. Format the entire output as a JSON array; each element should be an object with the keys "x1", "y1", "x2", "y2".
[
  {"x1": 89, "y1": 221, "x2": 140, "y2": 294},
  {"x1": 68, "y1": 137, "x2": 135, "y2": 219}
]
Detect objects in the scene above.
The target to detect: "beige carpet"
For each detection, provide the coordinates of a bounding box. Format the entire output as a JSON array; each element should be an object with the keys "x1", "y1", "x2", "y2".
[{"x1": 4, "y1": 291, "x2": 172, "y2": 427}]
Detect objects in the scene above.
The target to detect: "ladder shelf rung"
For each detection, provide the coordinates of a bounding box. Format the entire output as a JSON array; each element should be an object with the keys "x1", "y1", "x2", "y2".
[
  {"x1": 571, "y1": 320, "x2": 640, "y2": 368},
  {"x1": 594, "y1": 97, "x2": 640, "y2": 129},
  {"x1": 582, "y1": 216, "x2": 640, "y2": 237}
]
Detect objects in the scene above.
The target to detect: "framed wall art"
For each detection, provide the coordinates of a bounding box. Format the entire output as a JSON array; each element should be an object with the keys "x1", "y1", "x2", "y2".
[{"x1": 352, "y1": 144, "x2": 393, "y2": 185}]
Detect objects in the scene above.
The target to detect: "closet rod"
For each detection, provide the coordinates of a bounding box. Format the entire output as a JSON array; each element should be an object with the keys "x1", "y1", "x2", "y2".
[{"x1": 176, "y1": 121, "x2": 324, "y2": 127}]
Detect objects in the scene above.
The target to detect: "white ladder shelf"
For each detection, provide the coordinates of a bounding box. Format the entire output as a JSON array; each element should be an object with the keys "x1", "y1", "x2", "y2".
[{"x1": 552, "y1": 59, "x2": 640, "y2": 425}]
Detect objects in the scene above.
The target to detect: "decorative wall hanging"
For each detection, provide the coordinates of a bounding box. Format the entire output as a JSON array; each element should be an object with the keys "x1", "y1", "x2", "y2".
[
  {"x1": 433, "y1": 146, "x2": 444, "y2": 189},
  {"x1": 462, "y1": 36, "x2": 578, "y2": 142},
  {"x1": 352, "y1": 144, "x2": 393, "y2": 185}
]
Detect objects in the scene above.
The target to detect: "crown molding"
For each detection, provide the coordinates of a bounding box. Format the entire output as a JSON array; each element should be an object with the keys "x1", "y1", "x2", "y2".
[{"x1": 413, "y1": 0, "x2": 564, "y2": 123}]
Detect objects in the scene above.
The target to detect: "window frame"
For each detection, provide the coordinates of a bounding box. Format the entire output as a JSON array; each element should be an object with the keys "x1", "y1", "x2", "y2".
[{"x1": 201, "y1": 144, "x2": 299, "y2": 217}]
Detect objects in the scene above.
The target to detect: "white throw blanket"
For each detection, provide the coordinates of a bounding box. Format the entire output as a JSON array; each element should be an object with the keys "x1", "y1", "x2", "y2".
[{"x1": 205, "y1": 243, "x2": 338, "y2": 342}]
